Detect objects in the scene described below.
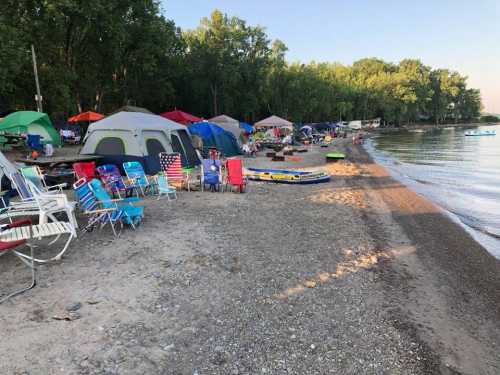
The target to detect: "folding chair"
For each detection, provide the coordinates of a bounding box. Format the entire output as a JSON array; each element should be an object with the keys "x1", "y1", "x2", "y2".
[
  {"x1": 155, "y1": 173, "x2": 177, "y2": 200},
  {"x1": 225, "y1": 158, "x2": 247, "y2": 193},
  {"x1": 73, "y1": 161, "x2": 96, "y2": 182},
  {"x1": 21, "y1": 165, "x2": 66, "y2": 194},
  {"x1": 122, "y1": 161, "x2": 156, "y2": 196},
  {"x1": 96, "y1": 164, "x2": 138, "y2": 198},
  {"x1": 0, "y1": 219, "x2": 36, "y2": 304},
  {"x1": 201, "y1": 159, "x2": 222, "y2": 192}
]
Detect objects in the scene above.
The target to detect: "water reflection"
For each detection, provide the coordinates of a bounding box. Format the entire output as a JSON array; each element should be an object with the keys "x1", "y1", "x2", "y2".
[{"x1": 367, "y1": 125, "x2": 500, "y2": 258}]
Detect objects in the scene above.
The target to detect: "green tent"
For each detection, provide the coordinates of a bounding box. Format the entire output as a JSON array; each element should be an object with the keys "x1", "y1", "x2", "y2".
[{"x1": 0, "y1": 111, "x2": 61, "y2": 146}]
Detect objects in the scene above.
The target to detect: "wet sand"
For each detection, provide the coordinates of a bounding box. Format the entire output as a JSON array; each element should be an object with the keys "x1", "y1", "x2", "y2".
[{"x1": 0, "y1": 140, "x2": 499, "y2": 374}]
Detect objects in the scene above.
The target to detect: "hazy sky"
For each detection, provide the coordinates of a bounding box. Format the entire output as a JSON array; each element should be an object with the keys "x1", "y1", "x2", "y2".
[{"x1": 161, "y1": 0, "x2": 500, "y2": 113}]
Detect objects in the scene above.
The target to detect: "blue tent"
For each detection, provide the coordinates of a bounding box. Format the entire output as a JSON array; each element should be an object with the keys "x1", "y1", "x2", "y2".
[
  {"x1": 239, "y1": 122, "x2": 254, "y2": 133},
  {"x1": 189, "y1": 122, "x2": 241, "y2": 157}
]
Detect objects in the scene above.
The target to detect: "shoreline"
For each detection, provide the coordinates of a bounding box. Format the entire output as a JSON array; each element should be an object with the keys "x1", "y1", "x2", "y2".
[
  {"x1": 1, "y1": 141, "x2": 499, "y2": 374},
  {"x1": 373, "y1": 121, "x2": 499, "y2": 133}
]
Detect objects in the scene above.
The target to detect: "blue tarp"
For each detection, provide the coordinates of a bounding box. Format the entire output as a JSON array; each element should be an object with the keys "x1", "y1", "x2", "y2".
[
  {"x1": 239, "y1": 122, "x2": 253, "y2": 133},
  {"x1": 189, "y1": 122, "x2": 241, "y2": 157}
]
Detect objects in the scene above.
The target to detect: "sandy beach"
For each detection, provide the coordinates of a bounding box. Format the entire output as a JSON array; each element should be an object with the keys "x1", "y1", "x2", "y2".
[{"x1": 1, "y1": 140, "x2": 500, "y2": 375}]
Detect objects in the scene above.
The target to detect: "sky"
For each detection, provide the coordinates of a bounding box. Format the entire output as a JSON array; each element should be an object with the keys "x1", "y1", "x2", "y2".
[{"x1": 161, "y1": 0, "x2": 500, "y2": 113}]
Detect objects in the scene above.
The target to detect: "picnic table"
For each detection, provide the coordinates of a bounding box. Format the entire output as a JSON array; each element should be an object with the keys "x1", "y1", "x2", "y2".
[{"x1": 16, "y1": 155, "x2": 102, "y2": 168}]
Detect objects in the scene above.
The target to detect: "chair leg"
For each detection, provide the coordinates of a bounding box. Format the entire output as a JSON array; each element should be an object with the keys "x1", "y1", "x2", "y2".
[{"x1": 0, "y1": 244, "x2": 36, "y2": 304}]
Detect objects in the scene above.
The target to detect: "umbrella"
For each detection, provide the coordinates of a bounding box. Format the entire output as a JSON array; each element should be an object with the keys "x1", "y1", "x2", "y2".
[{"x1": 68, "y1": 111, "x2": 104, "y2": 123}]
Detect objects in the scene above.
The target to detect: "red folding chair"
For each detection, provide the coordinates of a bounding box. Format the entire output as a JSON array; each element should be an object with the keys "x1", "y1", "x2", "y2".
[
  {"x1": 73, "y1": 162, "x2": 96, "y2": 182},
  {"x1": 0, "y1": 219, "x2": 36, "y2": 304},
  {"x1": 225, "y1": 158, "x2": 247, "y2": 193}
]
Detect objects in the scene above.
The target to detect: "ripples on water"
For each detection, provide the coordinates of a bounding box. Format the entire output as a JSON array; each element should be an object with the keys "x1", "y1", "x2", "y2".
[{"x1": 365, "y1": 125, "x2": 500, "y2": 258}]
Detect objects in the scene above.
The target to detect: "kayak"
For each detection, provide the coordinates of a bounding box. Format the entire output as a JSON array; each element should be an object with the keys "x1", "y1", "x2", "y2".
[
  {"x1": 464, "y1": 130, "x2": 496, "y2": 136},
  {"x1": 326, "y1": 152, "x2": 345, "y2": 162},
  {"x1": 244, "y1": 167, "x2": 331, "y2": 184}
]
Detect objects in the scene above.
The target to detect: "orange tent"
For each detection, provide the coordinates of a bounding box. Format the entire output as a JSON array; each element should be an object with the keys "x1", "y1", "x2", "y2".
[{"x1": 68, "y1": 111, "x2": 104, "y2": 123}]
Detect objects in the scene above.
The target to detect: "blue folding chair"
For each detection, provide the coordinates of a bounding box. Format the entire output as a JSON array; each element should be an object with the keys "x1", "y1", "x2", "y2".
[
  {"x1": 27, "y1": 134, "x2": 43, "y2": 152},
  {"x1": 122, "y1": 161, "x2": 156, "y2": 196},
  {"x1": 73, "y1": 178, "x2": 123, "y2": 237},
  {"x1": 201, "y1": 159, "x2": 222, "y2": 192},
  {"x1": 89, "y1": 179, "x2": 144, "y2": 228}
]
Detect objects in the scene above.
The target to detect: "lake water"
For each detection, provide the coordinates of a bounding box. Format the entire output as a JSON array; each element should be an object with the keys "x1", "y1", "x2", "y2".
[{"x1": 365, "y1": 124, "x2": 500, "y2": 259}]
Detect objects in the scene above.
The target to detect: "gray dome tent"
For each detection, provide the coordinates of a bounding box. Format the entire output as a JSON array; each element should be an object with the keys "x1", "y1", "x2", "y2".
[{"x1": 80, "y1": 112, "x2": 199, "y2": 174}]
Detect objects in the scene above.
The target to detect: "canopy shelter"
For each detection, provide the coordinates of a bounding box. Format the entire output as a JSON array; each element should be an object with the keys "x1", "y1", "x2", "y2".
[
  {"x1": 239, "y1": 122, "x2": 254, "y2": 133},
  {"x1": 0, "y1": 111, "x2": 61, "y2": 146},
  {"x1": 160, "y1": 110, "x2": 202, "y2": 125},
  {"x1": 254, "y1": 115, "x2": 293, "y2": 130},
  {"x1": 80, "y1": 112, "x2": 199, "y2": 174},
  {"x1": 110, "y1": 105, "x2": 153, "y2": 115},
  {"x1": 188, "y1": 122, "x2": 241, "y2": 157},
  {"x1": 208, "y1": 114, "x2": 244, "y2": 139},
  {"x1": 68, "y1": 111, "x2": 104, "y2": 123}
]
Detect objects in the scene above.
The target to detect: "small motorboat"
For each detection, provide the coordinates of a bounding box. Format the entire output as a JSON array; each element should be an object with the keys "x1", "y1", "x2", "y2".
[
  {"x1": 244, "y1": 168, "x2": 331, "y2": 184},
  {"x1": 464, "y1": 130, "x2": 496, "y2": 136}
]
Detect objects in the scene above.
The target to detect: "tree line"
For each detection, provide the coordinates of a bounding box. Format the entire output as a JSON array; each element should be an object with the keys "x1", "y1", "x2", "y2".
[{"x1": 0, "y1": 1, "x2": 482, "y2": 125}]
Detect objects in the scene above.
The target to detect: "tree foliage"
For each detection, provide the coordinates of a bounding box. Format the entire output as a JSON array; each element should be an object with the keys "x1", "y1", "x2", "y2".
[{"x1": 0, "y1": 5, "x2": 482, "y2": 124}]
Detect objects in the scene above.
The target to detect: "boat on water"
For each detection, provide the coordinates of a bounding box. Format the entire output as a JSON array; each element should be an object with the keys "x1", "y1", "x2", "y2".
[
  {"x1": 244, "y1": 167, "x2": 331, "y2": 184},
  {"x1": 464, "y1": 130, "x2": 496, "y2": 137}
]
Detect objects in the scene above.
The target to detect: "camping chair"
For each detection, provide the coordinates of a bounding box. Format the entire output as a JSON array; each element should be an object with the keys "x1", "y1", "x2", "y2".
[
  {"x1": 21, "y1": 165, "x2": 66, "y2": 194},
  {"x1": 73, "y1": 161, "x2": 96, "y2": 182},
  {"x1": 201, "y1": 159, "x2": 222, "y2": 192},
  {"x1": 159, "y1": 152, "x2": 189, "y2": 190},
  {"x1": 26, "y1": 134, "x2": 43, "y2": 152},
  {"x1": 9, "y1": 172, "x2": 78, "y2": 230},
  {"x1": 155, "y1": 173, "x2": 177, "y2": 200},
  {"x1": 0, "y1": 219, "x2": 36, "y2": 304},
  {"x1": 225, "y1": 158, "x2": 247, "y2": 193},
  {"x1": 73, "y1": 178, "x2": 123, "y2": 237},
  {"x1": 96, "y1": 164, "x2": 138, "y2": 198},
  {"x1": 89, "y1": 179, "x2": 144, "y2": 228},
  {"x1": 122, "y1": 161, "x2": 156, "y2": 196}
]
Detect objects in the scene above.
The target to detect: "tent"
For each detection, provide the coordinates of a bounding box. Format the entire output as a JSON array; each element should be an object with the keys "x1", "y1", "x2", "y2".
[
  {"x1": 68, "y1": 111, "x2": 104, "y2": 123},
  {"x1": 0, "y1": 111, "x2": 61, "y2": 146},
  {"x1": 160, "y1": 110, "x2": 201, "y2": 125},
  {"x1": 110, "y1": 106, "x2": 153, "y2": 115},
  {"x1": 208, "y1": 114, "x2": 244, "y2": 139},
  {"x1": 188, "y1": 122, "x2": 241, "y2": 157},
  {"x1": 239, "y1": 122, "x2": 254, "y2": 133},
  {"x1": 254, "y1": 115, "x2": 293, "y2": 130},
  {"x1": 80, "y1": 112, "x2": 199, "y2": 174}
]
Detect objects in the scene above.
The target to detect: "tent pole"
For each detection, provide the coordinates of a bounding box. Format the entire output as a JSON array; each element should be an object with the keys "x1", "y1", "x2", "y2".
[{"x1": 31, "y1": 45, "x2": 43, "y2": 112}]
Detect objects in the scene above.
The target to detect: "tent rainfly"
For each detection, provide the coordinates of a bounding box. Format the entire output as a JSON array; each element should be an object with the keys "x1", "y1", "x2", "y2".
[
  {"x1": 110, "y1": 106, "x2": 153, "y2": 115},
  {"x1": 0, "y1": 111, "x2": 61, "y2": 145},
  {"x1": 160, "y1": 110, "x2": 202, "y2": 125},
  {"x1": 254, "y1": 115, "x2": 293, "y2": 130},
  {"x1": 189, "y1": 122, "x2": 241, "y2": 157},
  {"x1": 208, "y1": 114, "x2": 244, "y2": 139},
  {"x1": 80, "y1": 112, "x2": 199, "y2": 173}
]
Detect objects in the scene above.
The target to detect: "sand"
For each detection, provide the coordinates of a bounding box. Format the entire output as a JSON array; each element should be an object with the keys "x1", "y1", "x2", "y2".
[{"x1": 0, "y1": 140, "x2": 499, "y2": 374}]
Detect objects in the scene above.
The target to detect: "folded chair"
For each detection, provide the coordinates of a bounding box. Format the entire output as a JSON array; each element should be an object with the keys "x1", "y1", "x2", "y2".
[
  {"x1": 73, "y1": 161, "x2": 96, "y2": 182},
  {"x1": 225, "y1": 158, "x2": 247, "y2": 193},
  {"x1": 21, "y1": 165, "x2": 67, "y2": 194},
  {"x1": 123, "y1": 161, "x2": 156, "y2": 196},
  {"x1": 96, "y1": 164, "x2": 138, "y2": 198},
  {"x1": 201, "y1": 159, "x2": 222, "y2": 192},
  {"x1": 89, "y1": 179, "x2": 144, "y2": 228},
  {"x1": 155, "y1": 173, "x2": 177, "y2": 200},
  {"x1": 0, "y1": 219, "x2": 36, "y2": 304},
  {"x1": 73, "y1": 178, "x2": 124, "y2": 237}
]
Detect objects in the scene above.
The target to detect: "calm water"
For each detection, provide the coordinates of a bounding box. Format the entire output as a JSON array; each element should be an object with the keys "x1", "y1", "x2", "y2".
[{"x1": 365, "y1": 125, "x2": 500, "y2": 258}]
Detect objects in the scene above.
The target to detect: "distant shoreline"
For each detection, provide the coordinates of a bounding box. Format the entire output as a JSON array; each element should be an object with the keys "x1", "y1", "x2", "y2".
[{"x1": 374, "y1": 121, "x2": 499, "y2": 132}]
